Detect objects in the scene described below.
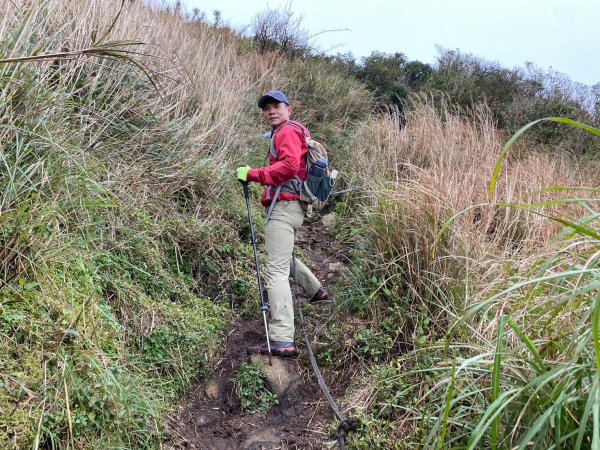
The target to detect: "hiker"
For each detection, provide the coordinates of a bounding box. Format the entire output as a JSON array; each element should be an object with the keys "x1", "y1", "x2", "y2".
[{"x1": 237, "y1": 90, "x2": 330, "y2": 358}]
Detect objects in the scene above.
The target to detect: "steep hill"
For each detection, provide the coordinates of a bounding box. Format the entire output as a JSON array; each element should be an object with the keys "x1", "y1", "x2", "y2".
[{"x1": 1, "y1": 1, "x2": 600, "y2": 449}]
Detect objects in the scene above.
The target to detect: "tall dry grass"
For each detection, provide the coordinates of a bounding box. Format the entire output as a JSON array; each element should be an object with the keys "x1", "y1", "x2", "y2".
[
  {"x1": 0, "y1": 1, "x2": 291, "y2": 447},
  {"x1": 2, "y1": 0, "x2": 285, "y2": 196},
  {"x1": 340, "y1": 101, "x2": 600, "y2": 448},
  {"x1": 0, "y1": 0, "x2": 292, "y2": 285},
  {"x1": 345, "y1": 100, "x2": 595, "y2": 308}
]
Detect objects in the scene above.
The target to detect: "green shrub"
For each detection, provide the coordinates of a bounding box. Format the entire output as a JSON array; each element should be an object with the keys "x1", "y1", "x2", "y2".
[
  {"x1": 280, "y1": 57, "x2": 373, "y2": 136},
  {"x1": 234, "y1": 363, "x2": 278, "y2": 415}
]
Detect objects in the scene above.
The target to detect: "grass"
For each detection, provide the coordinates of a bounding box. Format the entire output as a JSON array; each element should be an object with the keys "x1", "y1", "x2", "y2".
[
  {"x1": 234, "y1": 363, "x2": 279, "y2": 415},
  {"x1": 0, "y1": 0, "x2": 374, "y2": 447},
  {"x1": 430, "y1": 120, "x2": 600, "y2": 449},
  {"x1": 3, "y1": 0, "x2": 598, "y2": 448},
  {"x1": 332, "y1": 101, "x2": 600, "y2": 448},
  {"x1": 0, "y1": 1, "x2": 267, "y2": 448}
]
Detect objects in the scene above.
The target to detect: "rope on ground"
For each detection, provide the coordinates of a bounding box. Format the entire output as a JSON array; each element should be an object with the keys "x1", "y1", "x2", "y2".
[{"x1": 292, "y1": 253, "x2": 358, "y2": 449}]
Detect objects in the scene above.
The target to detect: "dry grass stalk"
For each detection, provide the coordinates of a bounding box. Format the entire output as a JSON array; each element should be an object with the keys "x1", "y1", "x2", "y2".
[
  {"x1": 2, "y1": 0, "x2": 285, "y2": 198},
  {"x1": 345, "y1": 101, "x2": 597, "y2": 333}
]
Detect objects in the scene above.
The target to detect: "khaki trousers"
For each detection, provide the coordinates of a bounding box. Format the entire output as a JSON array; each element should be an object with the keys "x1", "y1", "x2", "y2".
[{"x1": 264, "y1": 200, "x2": 321, "y2": 342}]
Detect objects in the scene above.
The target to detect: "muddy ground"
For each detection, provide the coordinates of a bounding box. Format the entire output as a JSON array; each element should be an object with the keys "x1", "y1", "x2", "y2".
[{"x1": 167, "y1": 216, "x2": 352, "y2": 450}]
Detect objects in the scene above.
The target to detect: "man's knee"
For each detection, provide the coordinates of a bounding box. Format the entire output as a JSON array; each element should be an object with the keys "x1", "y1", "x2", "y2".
[{"x1": 265, "y1": 268, "x2": 292, "y2": 289}]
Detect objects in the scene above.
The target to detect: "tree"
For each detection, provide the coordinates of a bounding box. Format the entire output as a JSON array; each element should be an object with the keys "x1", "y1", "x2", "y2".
[
  {"x1": 426, "y1": 49, "x2": 532, "y2": 127},
  {"x1": 403, "y1": 61, "x2": 433, "y2": 90},
  {"x1": 356, "y1": 51, "x2": 409, "y2": 108},
  {"x1": 250, "y1": 3, "x2": 311, "y2": 57},
  {"x1": 212, "y1": 10, "x2": 222, "y2": 28}
]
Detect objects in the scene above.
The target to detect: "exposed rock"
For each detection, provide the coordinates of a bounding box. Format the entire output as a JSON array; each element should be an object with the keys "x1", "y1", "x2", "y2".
[
  {"x1": 250, "y1": 354, "x2": 300, "y2": 400},
  {"x1": 242, "y1": 430, "x2": 282, "y2": 449},
  {"x1": 328, "y1": 262, "x2": 343, "y2": 272},
  {"x1": 321, "y1": 213, "x2": 336, "y2": 229},
  {"x1": 192, "y1": 414, "x2": 211, "y2": 426},
  {"x1": 204, "y1": 376, "x2": 220, "y2": 400}
]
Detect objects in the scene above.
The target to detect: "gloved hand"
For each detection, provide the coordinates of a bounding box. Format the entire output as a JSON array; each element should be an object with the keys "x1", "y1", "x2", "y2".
[{"x1": 236, "y1": 165, "x2": 251, "y2": 182}]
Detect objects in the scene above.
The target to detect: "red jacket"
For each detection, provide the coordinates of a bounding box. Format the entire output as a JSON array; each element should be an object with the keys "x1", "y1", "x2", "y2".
[{"x1": 247, "y1": 120, "x2": 309, "y2": 206}]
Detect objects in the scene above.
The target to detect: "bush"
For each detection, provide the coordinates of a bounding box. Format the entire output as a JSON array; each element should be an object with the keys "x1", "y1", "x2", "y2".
[
  {"x1": 278, "y1": 56, "x2": 373, "y2": 136},
  {"x1": 337, "y1": 104, "x2": 599, "y2": 447},
  {"x1": 234, "y1": 363, "x2": 278, "y2": 415},
  {"x1": 249, "y1": 4, "x2": 312, "y2": 57}
]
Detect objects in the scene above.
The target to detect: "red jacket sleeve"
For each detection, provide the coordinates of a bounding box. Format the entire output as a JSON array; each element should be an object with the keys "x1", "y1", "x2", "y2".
[{"x1": 247, "y1": 125, "x2": 304, "y2": 186}]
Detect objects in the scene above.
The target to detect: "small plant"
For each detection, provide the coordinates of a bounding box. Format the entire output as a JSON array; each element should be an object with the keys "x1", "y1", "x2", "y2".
[
  {"x1": 234, "y1": 363, "x2": 278, "y2": 415},
  {"x1": 356, "y1": 328, "x2": 393, "y2": 363}
]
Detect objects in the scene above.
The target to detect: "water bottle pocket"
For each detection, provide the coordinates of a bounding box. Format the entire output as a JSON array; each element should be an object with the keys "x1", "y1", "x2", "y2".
[{"x1": 303, "y1": 174, "x2": 333, "y2": 203}]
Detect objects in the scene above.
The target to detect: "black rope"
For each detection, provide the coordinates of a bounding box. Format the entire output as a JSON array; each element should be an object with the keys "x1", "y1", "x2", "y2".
[{"x1": 292, "y1": 253, "x2": 358, "y2": 448}]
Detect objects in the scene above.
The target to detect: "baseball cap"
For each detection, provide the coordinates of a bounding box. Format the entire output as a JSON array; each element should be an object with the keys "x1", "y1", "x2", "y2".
[{"x1": 257, "y1": 90, "x2": 289, "y2": 108}]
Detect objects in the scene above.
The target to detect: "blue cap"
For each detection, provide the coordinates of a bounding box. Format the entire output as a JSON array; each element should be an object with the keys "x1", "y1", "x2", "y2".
[{"x1": 257, "y1": 90, "x2": 289, "y2": 108}]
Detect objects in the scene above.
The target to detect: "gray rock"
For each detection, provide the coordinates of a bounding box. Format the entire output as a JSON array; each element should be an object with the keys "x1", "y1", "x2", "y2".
[
  {"x1": 242, "y1": 430, "x2": 282, "y2": 449},
  {"x1": 204, "y1": 376, "x2": 219, "y2": 400},
  {"x1": 249, "y1": 354, "x2": 300, "y2": 399},
  {"x1": 321, "y1": 213, "x2": 336, "y2": 229},
  {"x1": 328, "y1": 262, "x2": 343, "y2": 272}
]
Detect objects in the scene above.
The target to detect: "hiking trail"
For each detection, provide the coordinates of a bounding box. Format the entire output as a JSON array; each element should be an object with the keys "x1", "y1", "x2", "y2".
[{"x1": 167, "y1": 214, "x2": 352, "y2": 449}]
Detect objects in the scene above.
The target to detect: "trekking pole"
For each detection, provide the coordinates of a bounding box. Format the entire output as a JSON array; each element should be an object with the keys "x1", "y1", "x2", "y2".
[{"x1": 240, "y1": 180, "x2": 272, "y2": 366}]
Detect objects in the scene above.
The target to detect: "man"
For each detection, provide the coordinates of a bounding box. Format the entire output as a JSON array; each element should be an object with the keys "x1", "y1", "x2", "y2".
[{"x1": 237, "y1": 90, "x2": 329, "y2": 357}]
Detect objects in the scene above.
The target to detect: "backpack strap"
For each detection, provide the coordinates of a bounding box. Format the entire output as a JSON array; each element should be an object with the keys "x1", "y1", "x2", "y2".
[
  {"x1": 264, "y1": 185, "x2": 282, "y2": 224},
  {"x1": 268, "y1": 122, "x2": 307, "y2": 159}
]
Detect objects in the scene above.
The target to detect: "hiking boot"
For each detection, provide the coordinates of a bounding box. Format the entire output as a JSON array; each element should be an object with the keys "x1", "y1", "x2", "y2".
[
  {"x1": 247, "y1": 340, "x2": 298, "y2": 358},
  {"x1": 309, "y1": 287, "x2": 331, "y2": 304}
]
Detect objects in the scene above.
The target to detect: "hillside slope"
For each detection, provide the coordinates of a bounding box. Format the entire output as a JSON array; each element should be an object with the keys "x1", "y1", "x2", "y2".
[
  {"x1": 0, "y1": 1, "x2": 368, "y2": 448},
  {"x1": 2, "y1": 1, "x2": 600, "y2": 449}
]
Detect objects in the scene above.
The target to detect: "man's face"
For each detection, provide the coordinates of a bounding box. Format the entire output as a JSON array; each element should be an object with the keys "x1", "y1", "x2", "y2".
[{"x1": 261, "y1": 101, "x2": 291, "y2": 127}]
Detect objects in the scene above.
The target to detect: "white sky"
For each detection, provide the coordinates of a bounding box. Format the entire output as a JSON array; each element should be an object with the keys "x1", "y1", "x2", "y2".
[{"x1": 178, "y1": 0, "x2": 599, "y2": 87}]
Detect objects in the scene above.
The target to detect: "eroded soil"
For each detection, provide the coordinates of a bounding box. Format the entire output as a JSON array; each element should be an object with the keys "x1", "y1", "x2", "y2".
[{"x1": 167, "y1": 216, "x2": 350, "y2": 450}]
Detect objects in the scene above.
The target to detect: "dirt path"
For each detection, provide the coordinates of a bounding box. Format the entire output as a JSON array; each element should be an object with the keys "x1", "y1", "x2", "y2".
[{"x1": 167, "y1": 216, "x2": 350, "y2": 450}]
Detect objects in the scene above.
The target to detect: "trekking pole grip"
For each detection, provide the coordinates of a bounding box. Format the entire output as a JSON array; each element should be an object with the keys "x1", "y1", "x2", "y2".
[{"x1": 239, "y1": 179, "x2": 250, "y2": 199}]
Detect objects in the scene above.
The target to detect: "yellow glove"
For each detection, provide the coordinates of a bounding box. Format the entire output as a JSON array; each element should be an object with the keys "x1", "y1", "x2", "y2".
[{"x1": 236, "y1": 165, "x2": 251, "y2": 182}]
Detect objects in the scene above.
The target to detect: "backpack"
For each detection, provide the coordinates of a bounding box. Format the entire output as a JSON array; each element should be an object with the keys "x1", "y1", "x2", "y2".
[{"x1": 264, "y1": 123, "x2": 338, "y2": 223}]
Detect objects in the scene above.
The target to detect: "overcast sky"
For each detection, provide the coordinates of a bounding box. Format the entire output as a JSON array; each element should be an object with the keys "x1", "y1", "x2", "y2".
[{"x1": 177, "y1": 0, "x2": 599, "y2": 87}]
